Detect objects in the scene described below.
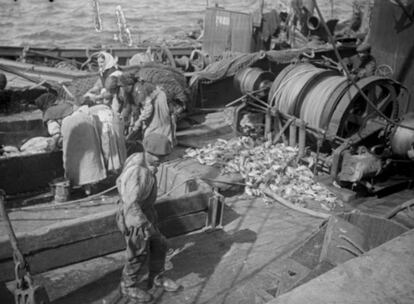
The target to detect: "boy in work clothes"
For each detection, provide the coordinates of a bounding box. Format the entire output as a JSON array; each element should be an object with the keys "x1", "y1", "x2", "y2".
[{"x1": 116, "y1": 134, "x2": 180, "y2": 302}]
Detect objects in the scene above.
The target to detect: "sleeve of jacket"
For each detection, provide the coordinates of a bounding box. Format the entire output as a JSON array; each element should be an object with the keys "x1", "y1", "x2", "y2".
[
  {"x1": 116, "y1": 164, "x2": 155, "y2": 227},
  {"x1": 135, "y1": 98, "x2": 153, "y2": 128}
]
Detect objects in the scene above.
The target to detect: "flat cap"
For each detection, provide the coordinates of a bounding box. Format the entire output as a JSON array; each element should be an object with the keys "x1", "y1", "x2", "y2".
[{"x1": 143, "y1": 133, "x2": 172, "y2": 156}]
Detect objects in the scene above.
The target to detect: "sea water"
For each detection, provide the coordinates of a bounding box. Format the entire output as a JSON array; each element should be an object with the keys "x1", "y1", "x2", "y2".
[{"x1": 0, "y1": 0, "x2": 353, "y2": 48}]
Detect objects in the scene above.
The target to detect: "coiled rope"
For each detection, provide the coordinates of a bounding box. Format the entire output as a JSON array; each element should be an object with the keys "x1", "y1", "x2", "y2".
[
  {"x1": 269, "y1": 63, "x2": 330, "y2": 115},
  {"x1": 300, "y1": 75, "x2": 348, "y2": 128}
]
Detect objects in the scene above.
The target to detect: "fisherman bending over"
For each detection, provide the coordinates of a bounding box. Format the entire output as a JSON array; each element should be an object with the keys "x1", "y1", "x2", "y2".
[
  {"x1": 343, "y1": 43, "x2": 376, "y2": 79},
  {"x1": 118, "y1": 74, "x2": 176, "y2": 147},
  {"x1": 116, "y1": 134, "x2": 180, "y2": 302},
  {"x1": 35, "y1": 92, "x2": 126, "y2": 195}
]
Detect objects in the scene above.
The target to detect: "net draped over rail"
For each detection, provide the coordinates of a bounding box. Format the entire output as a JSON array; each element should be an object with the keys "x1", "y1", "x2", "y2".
[
  {"x1": 189, "y1": 48, "x2": 315, "y2": 104},
  {"x1": 57, "y1": 74, "x2": 100, "y2": 104}
]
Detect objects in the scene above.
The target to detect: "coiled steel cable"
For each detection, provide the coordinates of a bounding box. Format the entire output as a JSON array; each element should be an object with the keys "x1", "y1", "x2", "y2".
[
  {"x1": 270, "y1": 64, "x2": 327, "y2": 115},
  {"x1": 300, "y1": 75, "x2": 348, "y2": 128}
]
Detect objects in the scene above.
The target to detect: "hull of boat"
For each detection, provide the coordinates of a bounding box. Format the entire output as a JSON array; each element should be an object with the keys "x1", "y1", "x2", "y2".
[{"x1": 0, "y1": 45, "x2": 196, "y2": 66}]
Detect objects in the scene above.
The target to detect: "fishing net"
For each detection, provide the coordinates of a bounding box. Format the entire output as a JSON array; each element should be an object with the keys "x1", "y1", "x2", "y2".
[
  {"x1": 124, "y1": 63, "x2": 190, "y2": 108},
  {"x1": 56, "y1": 74, "x2": 99, "y2": 104},
  {"x1": 189, "y1": 48, "x2": 310, "y2": 105}
]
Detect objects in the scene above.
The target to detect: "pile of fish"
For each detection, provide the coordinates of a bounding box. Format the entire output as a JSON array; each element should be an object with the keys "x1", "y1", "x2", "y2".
[
  {"x1": 0, "y1": 137, "x2": 56, "y2": 158},
  {"x1": 185, "y1": 137, "x2": 342, "y2": 210}
]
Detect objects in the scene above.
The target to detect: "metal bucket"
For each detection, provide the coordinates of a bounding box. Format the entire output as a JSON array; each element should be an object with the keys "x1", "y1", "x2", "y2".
[{"x1": 50, "y1": 177, "x2": 71, "y2": 202}]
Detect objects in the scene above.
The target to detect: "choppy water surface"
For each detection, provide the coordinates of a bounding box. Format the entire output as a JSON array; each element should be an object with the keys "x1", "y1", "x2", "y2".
[{"x1": 0, "y1": 0, "x2": 353, "y2": 48}]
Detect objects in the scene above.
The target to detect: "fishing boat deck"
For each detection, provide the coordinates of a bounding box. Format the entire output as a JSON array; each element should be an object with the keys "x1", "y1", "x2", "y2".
[
  {"x1": 1, "y1": 109, "x2": 414, "y2": 304},
  {"x1": 2, "y1": 188, "x2": 409, "y2": 304},
  {"x1": 2, "y1": 193, "x2": 118, "y2": 234}
]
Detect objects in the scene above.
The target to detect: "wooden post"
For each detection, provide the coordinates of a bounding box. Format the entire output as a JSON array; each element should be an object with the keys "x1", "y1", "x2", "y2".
[
  {"x1": 265, "y1": 110, "x2": 272, "y2": 142},
  {"x1": 289, "y1": 124, "x2": 297, "y2": 147},
  {"x1": 298, "y1": 120, "x2": 306, "y2": 160}
]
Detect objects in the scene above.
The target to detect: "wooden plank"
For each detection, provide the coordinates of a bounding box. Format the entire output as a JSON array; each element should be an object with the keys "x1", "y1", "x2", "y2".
[
  {"x1": 0, "y1": 59, "x2": 94, "y2": 79},
  {"x1": 0, "y1": 209, "x2": 117, "y2": 260},
  {"x1": 0, "y1": 189, "x2": 210, "y2": 260},
  {"x1": 155, "y1": 189, "x2": 209, "y2": 219},
  {"x1": 159, "y1": 211, "x2": 207, "y2": 238},
  {"x1": 0, "y1": 211, "x2": 207, "y2": 282},
  {"x1": 0, "y1": 232, "x2": 124, "y2": 283}
]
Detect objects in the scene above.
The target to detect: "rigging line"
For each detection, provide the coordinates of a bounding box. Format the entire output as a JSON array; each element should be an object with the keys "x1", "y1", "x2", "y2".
[{"x1": 269, "y1": 64, "x2": 315, "y2": 108}]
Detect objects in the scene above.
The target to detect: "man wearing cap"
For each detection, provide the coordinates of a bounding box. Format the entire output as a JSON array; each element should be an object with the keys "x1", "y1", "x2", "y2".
[
  {"x1": 116, "y1": 137, "x2": 177, "y2": 302},
  {"x1": 343, "y1": 43, "x2": 376, "y2": 79},
  {"x1": 118, "y1": 73, "x2": 176, "y2": 147}
]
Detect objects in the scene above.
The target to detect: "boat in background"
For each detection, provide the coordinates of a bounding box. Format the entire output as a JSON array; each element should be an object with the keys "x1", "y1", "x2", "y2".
[{"x1": 0, "y1": 44, "x2": 199, "y2": 74}]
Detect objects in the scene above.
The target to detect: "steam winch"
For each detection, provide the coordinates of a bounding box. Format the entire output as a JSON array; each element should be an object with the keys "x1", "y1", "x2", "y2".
[{"x1": 232, "y1": 62, "x2": 414, "y2": 194}]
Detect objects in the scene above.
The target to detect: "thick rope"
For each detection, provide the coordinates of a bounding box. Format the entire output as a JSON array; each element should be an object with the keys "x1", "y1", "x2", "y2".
[
  {"x1": 271, "y1": 64, "x2": 326, "y2": 115},
  {"x1": 300, "y1": 75, "x2": 348, "y2": 128}
]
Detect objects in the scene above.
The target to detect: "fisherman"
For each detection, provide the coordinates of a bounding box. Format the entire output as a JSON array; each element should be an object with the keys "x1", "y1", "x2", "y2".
[
  {"x1": 118, "y1": 74, "x2": 176, "y2": 147},
  {"x1": 116, "y1": 134, "x2": 179, "y2": 302},
  {"x1": 84, "y1": 51, "x2": 123, "y2": 111},
  {"x1": 343, "y1": 43, "x2": 376, "y2": 79},
  {"x1": 35, "y1": 92, "x2": 126, "y2": 195},
  {"x1": 35, "y1": 93, "x2": 73, "y2": 148},
  {"x1": 289, "y1": 0, "x2": 314, "y2": 37},
  {"x1": 187, "y1": 18, "x2": 204, "y2": 41}
]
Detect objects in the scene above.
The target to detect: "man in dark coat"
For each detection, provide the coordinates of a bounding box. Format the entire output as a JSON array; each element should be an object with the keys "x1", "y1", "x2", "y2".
[{"x1": 343, "y1": 43, "x2": 377, "y2": 79}]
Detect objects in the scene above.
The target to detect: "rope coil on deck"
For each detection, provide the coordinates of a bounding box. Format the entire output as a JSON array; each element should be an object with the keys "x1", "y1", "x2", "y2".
[
  {"x1": 300, "y1": 75, "x2": 348, "y2": 129},
  {"x1": 268, "y1": 63, "x2": 334, "y2": 115}
]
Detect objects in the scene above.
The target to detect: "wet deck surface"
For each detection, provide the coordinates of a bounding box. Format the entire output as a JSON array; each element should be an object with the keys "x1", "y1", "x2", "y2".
[
  {"x1": 16, "y1": 186, "x2": 405, "y2": 304},
  {"x1": 31, "y1": 195, "x2": 323, "y2": 304},
  {"x1": 2, "y1": 188, "x2": 410, "y2": 304}
]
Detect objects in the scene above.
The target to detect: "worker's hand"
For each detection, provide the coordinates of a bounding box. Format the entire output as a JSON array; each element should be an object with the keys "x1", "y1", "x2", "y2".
[
  {"x1": 125, "y1": 226, "x2": 147, "y2": 258},
  {"x1": 84, "y1": 93, "x2": 98, "y2": 102},
  {"x1": 142, "y1": 221, "x2": 158, "y2": 239},
  {"x1": 131, "y1": 121, "x2": 142, "y2": 132},
  {"x1": 171, "y1": 113, "x2": 177, "y2": 123},
  {"x1": 127, "y1": 124, "x2": 139, "y2": 136},
  {"x1": 124, "y1": 125, "x2": 130, "y2": 136},
  {"x1": 124, "y1": 212, "x2": 147, "y2": 230}
]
